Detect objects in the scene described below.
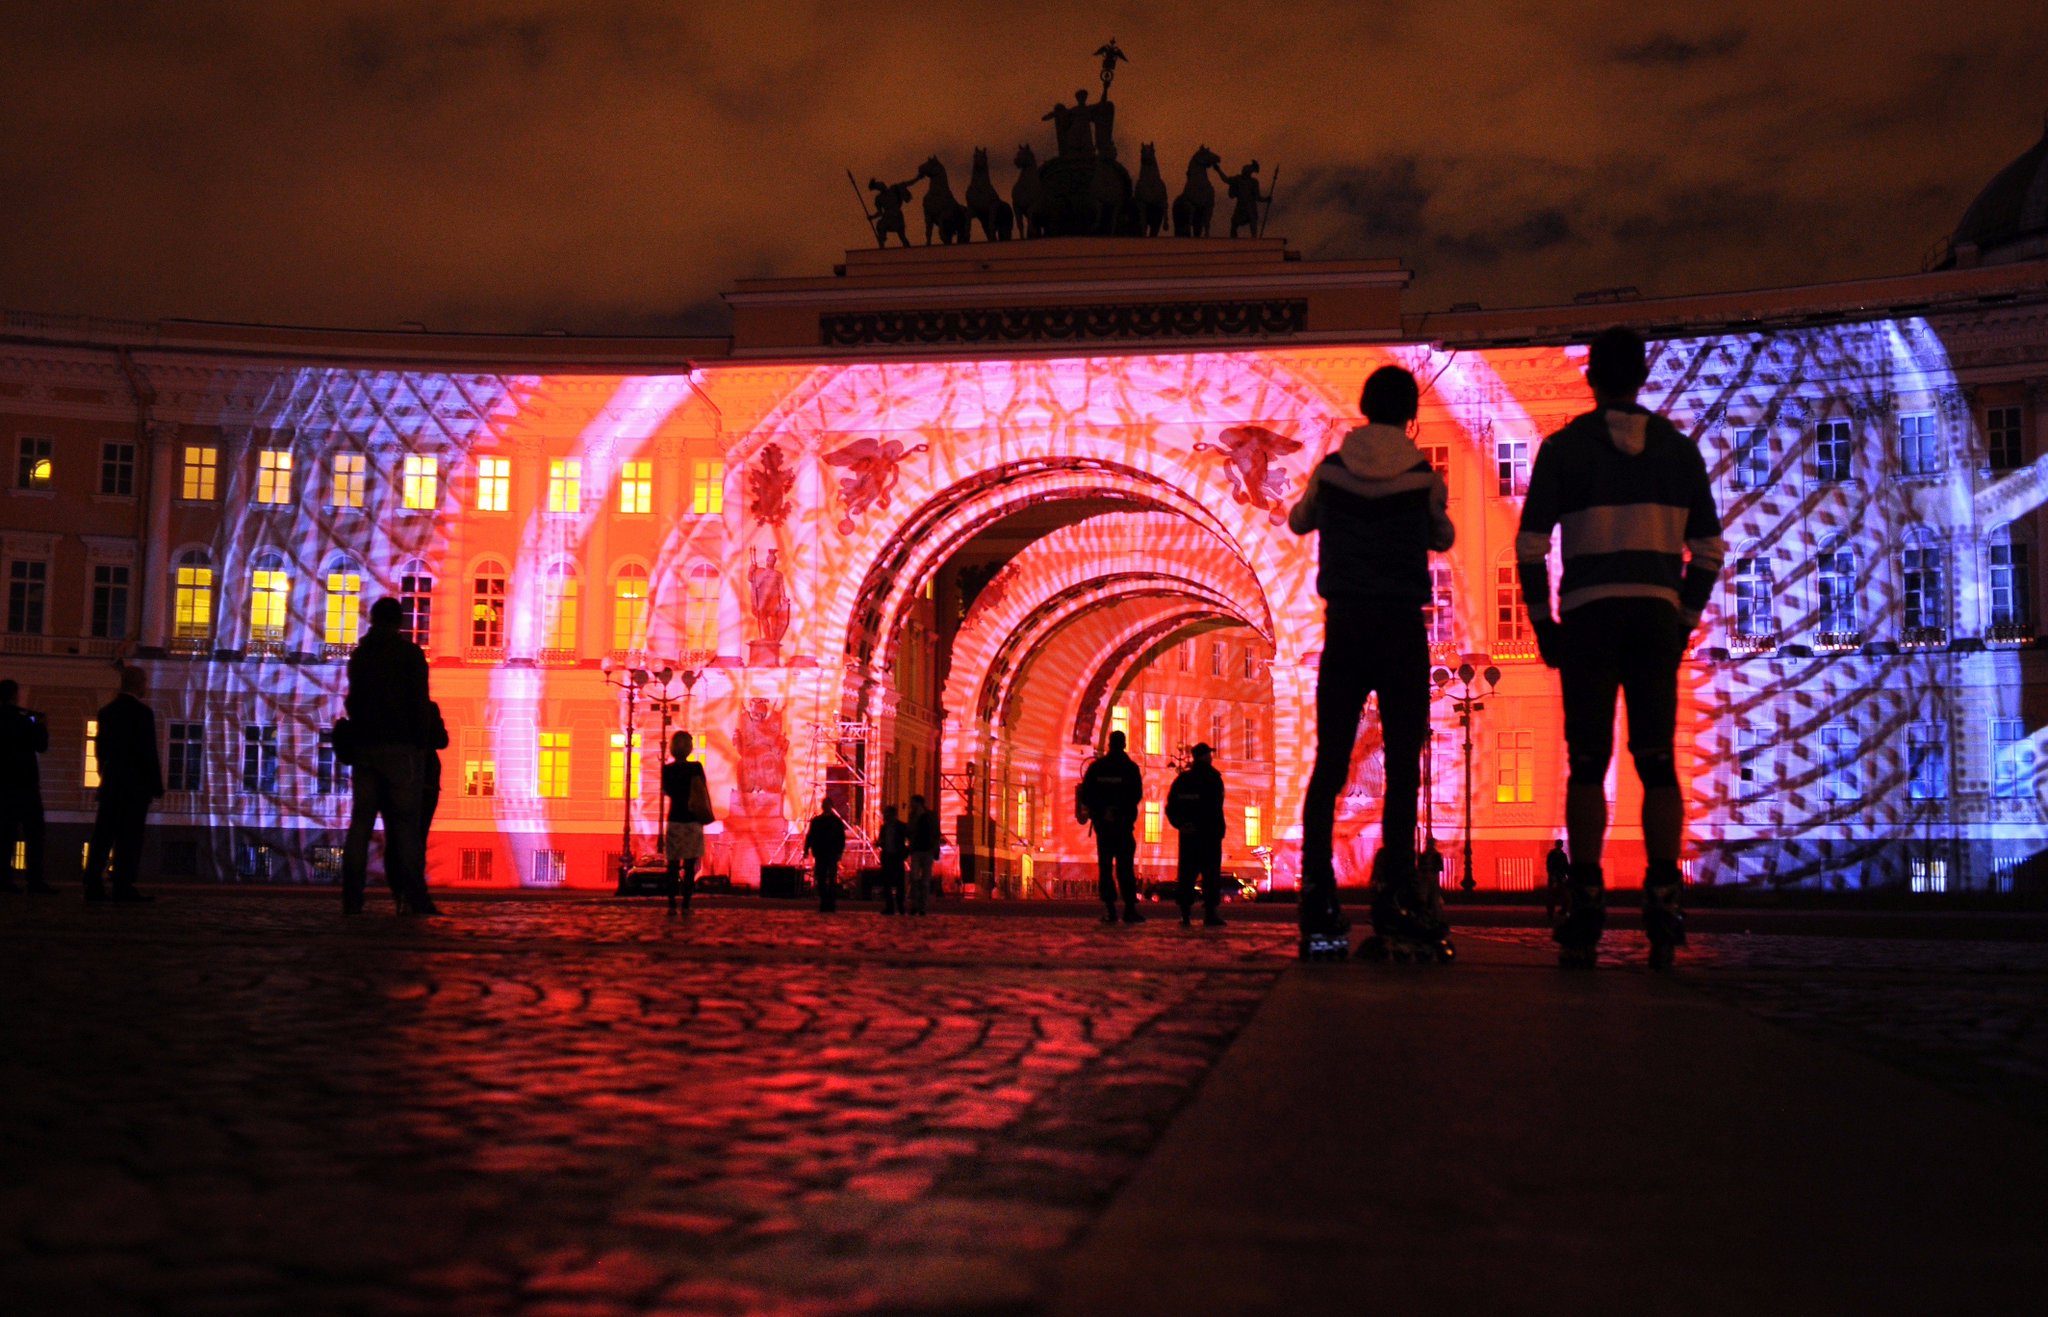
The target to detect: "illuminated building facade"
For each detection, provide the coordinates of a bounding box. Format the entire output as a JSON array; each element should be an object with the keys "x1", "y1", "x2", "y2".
[{"x1": 5, "y1": 143, "x2": 2048, "y2": 895}]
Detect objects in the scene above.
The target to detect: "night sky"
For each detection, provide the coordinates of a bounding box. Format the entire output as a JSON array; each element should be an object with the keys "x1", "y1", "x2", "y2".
[{"x1": 3, "y1": 1, "x2": 2045, "y2": 335}]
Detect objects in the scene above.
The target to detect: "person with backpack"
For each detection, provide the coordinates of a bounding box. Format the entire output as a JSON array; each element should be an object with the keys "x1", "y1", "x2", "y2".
[
  {"x1": 1165, "y1": 743, "x2": 1227, "y2": 927},
  {"x1": 1079, "y1": 729, "x2": 1145, "y2": 924}
]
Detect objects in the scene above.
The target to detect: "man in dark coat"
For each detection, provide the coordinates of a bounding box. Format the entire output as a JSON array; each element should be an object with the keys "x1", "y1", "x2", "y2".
[
  {"x1": 876, "y1": 803, "x2": 908, "y2": 915},
  {"x1": 0, "y1": 679, "x2": 54, "y2": 893},
  {"x1": 906, "y1": 793, "x2": 940, "y2": 915},
  {"x1": 342, "y1": 597, "x2": 436, "y2": 915},
  {"x1": 1079, "y1": 729, "x2": 1145, "y2": 924},
  {"x1": 1166, "y1": 742, "x2": 1227, "y2": 927},
  {"x1": 804, "y1": 801, "x2": 846, "y2": 913},
  {"x1": 82, "y1": 665, "x2": 163, "y2": 903}
]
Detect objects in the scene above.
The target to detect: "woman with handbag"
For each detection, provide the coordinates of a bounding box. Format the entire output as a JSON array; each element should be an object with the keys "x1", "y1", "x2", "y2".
[{"x1": 661, "y1": 731, "x2": 715, "y2": 913}]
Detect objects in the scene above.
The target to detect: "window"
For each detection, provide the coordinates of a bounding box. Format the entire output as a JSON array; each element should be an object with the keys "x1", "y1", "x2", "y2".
[
  {"x1": 1178, "y1": 641, "x2": 1191, "y2": 671},
  {"x1": 1241, "y1": 715, "x2": 1257, "y2": 761},
  {"x1": 1819, "y1": 724, "x2": 1858, "y2": 802},
  {"x1": 1110, "y1": 705, "x2": 1131, "y2": 743},
  {"x1": 242, "y1": 725, "x2": 278, "y2": 793},
  {"x1": 1420, "y1": 443, "x2": 1450, "y2": 482},
  {"x1": 324, "y1": 563, "x2": 362, "y2": 646},
  {"x1": 1495, "y1": 559, "x2": 1529, "y2": 644},
  {"x1": 1496, "y1": 436, "x2": 1530, "y2": 497},
  {"x1": 1243, "y1": 649, "x2": 1257, "y2": 680},
  {"x1": 330, "y1": 452, "x2": 366, "y2": 508},
  {"x1": 1910, "y1": 856, "x2": 1947, "y2": 895},
  {"x1": 691, "y1": 460, "x2": 725, "y2": 515},
  {"x1": 1425, "y1": 562, "x2": 1454, "y2": 646},
  {"x1": 1210, "y1": 642, "x2": 1224, "y2": 677},
  {"x1": 180, "y1": 445, "x2": 218, "y2": 500},
  {"x1": 1732, "y1": 427, "x2": 1769, "y2": 491},
  {"x1": 542, "y1": 562, "x2": 579, "y2": 651},
  {"x1": 1898, "y1": 412, "x2": 1939, "y2": 477},
  {"x1": 529, "y1": 849, "x2": 568, "y2": 887},
  {"x1": 1900, "y1": 532, "x2": 1945, "y2": 634},
  {"x1": 1816, "y1": 545, "x2": 1858, "y2": 635},
  {"x1": 316, "y1": 730, "x2": 348, "y2": 795},
  {"x1": 683, "y1": 562, "x2": 718, "y2": 651},
  {"x1": 1989, "y1": 525, "x2": 2033, "y2": 632},
  {"x1": 1494, "y1": 729, "x2": 1535, "y2": 804},
  {"x1": 1993, "y1": 719, "x2": 2030, "y2": 800},
  {"x1": 401, "y1": 454, "x2": 438, "y2": 510},
  {"x1": 1142, "y1": 800, "x2": 1162, "y2": 844},
  {"x1": 1244, "y1": 804, "x2": 1263, "y2": 847},
  {"x1": 1814, "y1": 418, "x2": 1853, "y2": 483},
  {"x1": 547, "y1": 458, "x2": 582, "y2": 513},
  {"x1": 6, "y1": 561, "x2": 46, "y2": 633},
  {"x1": 538, "y1": 731, "x2": 571, "y2": 798},
  {"x1": 16, "y1": 436, "x2": 52, "y2": 489},
  {"x1": 1013, "y1": 786, "x2": 1031, "y2": 840},
  {"x1": 1143, "y1": 707, "x2": 1163, "y2": 756},
  {"x1": 618, "y1": 459, "x2": 652, "y2": 514},
  {"x1": 398, "y1": 562, "x2": 433, "y2": 648},
  {"x1": 613, "y1": 564, "x2": 650, "y2": 652},
  {"x1": 168, "y1": 722, "x2": 204, "y2": 792},
  {"x1": 248, "y1": 556, "x2": 291, "y2": 643},
  {"x1": 1738, "y1": 726, "x2": 1774, "y2": 799},
  {"x1": 476, "y1": 456, "x2": 510, "y2": 512},
  {"x1": 1209, "y1": 709, "x2": 1224, "y2": 754},
  {"x1": 83, "y1": 720, "x2": 100, "y2": 788},
  {"x1": 1732, "y1": 556, "x2": 1772, "y2": 637},
  {"x1": 1987, "y1": 405, "x2": 2023, "y2": 472},
  {"x1": 90, "y1": 564, "x2": 130, "y2": 639},
  {"x1": 255, "y1": 449, "x2": 293, "y2": 504},
  {"x1": 174, "y1": 552, "x2": 214, "y2": 642},
  {"x1": 462, "y1": 727, "x2": 497, "y2": 797},
  {"x1": 470, "y1": 561, "x2": 506, "y2": 649},
  {"x1": 1907, "y1": 723, "x2": 1947, "y2": 801},
  {"x1": 608, "y1": 731, "x2": 637, "y2": 800},
  {"x1": 460, "y1": 849, "x2": 494, "y2": 884},
  {"x1": 99, "y1": 441, "x2": 136, "y2": 496}
]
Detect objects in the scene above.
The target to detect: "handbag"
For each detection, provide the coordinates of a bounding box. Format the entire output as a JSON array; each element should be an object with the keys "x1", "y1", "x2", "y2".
[{"x1": 685, "y1": 771, "x2": 716, "y2": 825}]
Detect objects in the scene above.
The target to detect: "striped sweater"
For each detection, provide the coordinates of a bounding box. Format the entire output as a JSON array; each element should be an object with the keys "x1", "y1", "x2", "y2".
[{"x1": 1515, "y1": 404, "x2": 1725, "y2": 621}]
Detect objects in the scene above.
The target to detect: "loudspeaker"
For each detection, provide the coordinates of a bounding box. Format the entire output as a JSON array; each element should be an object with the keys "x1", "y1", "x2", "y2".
[{"x1": 760, "y1": 865, "x2": 802, "y2": 898}]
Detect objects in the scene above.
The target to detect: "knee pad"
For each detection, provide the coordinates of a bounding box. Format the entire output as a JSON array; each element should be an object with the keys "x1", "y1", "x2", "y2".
[{"x1": 1633, "y1": 750, "x2": 1678, "y2": 790}]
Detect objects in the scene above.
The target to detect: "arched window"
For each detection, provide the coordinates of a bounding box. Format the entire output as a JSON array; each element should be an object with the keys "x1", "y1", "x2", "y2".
[
  {"x1": 612, "y1": 563, "x2": 650, "y2": 653},
  {"x1": 1989, "y1": 523, "x2": 2034, "y2": 634},
  {"x1": 1899, "y1": 528, "x2": 1946, "y2": 636},
  {"x1": 470, "y1": 559, "x2": 507, "y2": 650},
  {"x1": 173, "y1": 549, "x2": 213, "y2": 642},
  {"x1": 542, "y1": 561, "x2": 580, "y2": 653},
  {"x1": 1816, "y1": 540, "x2": 1859, "y2": 636},
  {"x1": 683, "y1": 562, "x2": 719, "y2": 652},
  {"x1": 323, "y1": 556, "x2": 363, "y2": 646},
  {"x1": 247, "y1": 550, "x2": 290, "y2": 645},
  {"x1": 1731, "y1": 551, "x2": 1772, "y2": 638},
  {"x1": 1494, "y1": 551, "x2": 1529, "y2": 645},
  {"x1": 398, "y1": 559, "x2": 434, "y2": 649}
]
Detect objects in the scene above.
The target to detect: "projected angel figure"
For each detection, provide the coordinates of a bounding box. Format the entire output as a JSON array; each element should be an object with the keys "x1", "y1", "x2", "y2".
[
  {"x1": 1193, "y1": 424, "x2": 1303, "y2": 522},
  {"x1": 824, "y1": 436, "x2": 930, "y2": 534}
]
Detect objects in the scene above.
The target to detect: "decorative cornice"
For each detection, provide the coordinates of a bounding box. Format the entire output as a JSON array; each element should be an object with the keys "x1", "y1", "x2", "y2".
[{"x1": 819, "y1": 299, "x2": 1308, "y2": 348}]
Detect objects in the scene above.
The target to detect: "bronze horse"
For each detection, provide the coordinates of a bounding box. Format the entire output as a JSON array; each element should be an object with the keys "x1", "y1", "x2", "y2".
[
  {"x1": 967, "y1": 148, "x2": 1014, "y2": 241},
  {"x1": 1012, "y1": 144, "x2": 1044, "y2": 238},
  {"x1": 1171, "y1": 144, "x2": 1222, "y2": 238},
  {"x1": 916, "y1": 156, "x2": 973, "y2": 245},
  {"x1": 1134, "y1": 143, "x2": 1169, "y2": 237}
]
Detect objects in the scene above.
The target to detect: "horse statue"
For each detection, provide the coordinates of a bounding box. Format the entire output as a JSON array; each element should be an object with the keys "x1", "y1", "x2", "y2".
[
  {"x1": 1134, "y1": 143, "x2": 1168, "y2": 237},
  {"x1": 967, "y1": 148, "x2": 1014, "y2": 241},
  {"x1": 1171, "y1": 144, "x2": 1222, "y2": 238},
  {"x1": 1012, "y1": 145, "x2": 1044, "y2": 238},
  {"x1": 916, "y1": 156, "x2": 973, "y2": 245}
]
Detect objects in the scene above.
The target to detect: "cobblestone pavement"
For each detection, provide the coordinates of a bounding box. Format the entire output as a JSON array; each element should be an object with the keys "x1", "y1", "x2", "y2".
[{"x1": 0, "y1": 893, "x2": 1288, "y2": 1315}]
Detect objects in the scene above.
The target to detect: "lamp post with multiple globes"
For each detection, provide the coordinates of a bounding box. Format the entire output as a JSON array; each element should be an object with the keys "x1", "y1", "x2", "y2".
[{"x1": 1431, "y1": 659, "x2": 1499, "y2": 894}]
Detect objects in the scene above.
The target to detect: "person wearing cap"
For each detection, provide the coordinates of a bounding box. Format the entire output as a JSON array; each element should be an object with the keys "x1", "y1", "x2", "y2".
[{"x1": 1165, "y1": 743, "x2": 1227, "y2": 927}]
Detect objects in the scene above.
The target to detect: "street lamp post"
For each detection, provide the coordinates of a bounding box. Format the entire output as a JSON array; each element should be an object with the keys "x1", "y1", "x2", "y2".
[
  {"x1": 600, "y1": 658, "x2": 665, "y2": 892},
  {"x1": 1432, "y1": 659, "x2": 1499, "y2": 894}
]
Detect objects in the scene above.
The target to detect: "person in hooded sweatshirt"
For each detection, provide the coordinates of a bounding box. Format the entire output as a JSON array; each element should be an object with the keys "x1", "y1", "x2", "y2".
[
  {"x1": 1516, "y1": 327, "x2": 1723, "y2": 969},
  {"x1": 1288, "y1": 365, "x2": 1454, "y2": 959}
]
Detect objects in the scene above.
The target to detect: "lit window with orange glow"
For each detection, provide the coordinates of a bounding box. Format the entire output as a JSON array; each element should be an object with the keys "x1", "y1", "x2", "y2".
[
  {"x1": 1495, "y1": 729, "x2": 1535, "y2": 804},
  {"x1": 83, "y1": 720, "x2": 99, "y2": 788},
  {"x1": 1143, "y1": 801, "x2": 1162, "y2": 844},
  {"x1": 476, "y1": 457, "x2": 510, "y2": 512},
  {"x1": 1143, "y1": 708, "x2": 1163, "y2": 756},
  {"x1": 612, "y1": 565, "x2": 650, "y2": 652},
  {"x1": 547, "y1": 458, "x2": 582, "y2": 513},
  {"x1": 16, "y1": 437, "x2": 52, "y2": 489},
  {"x1": 461, "y1": 729, "x2": 495, "y2": 798},
  {"x1": 180, "y1": 445, "x2": 218, "y2": 500},
  {"x1": 537, "y1": 731, "x2": 571, "y2": 799},
  {"x1": 608, "y1": 732, "x2": 637, "y2": 800},
  {"x1": 324, "y1": 568, "x2": 362, "y2": 645},
  {"x1": 542, "y1": 562, "x2": 579, "y2": 652},
  {"x1": 330, "y1": 452, "x2": 365, "y2": 509},
  {"x1": 1244, "y1": 804, "x2": 1263, "y2": 847},
  {"x1": 1110, "y1": 706, "x2": 1131, "y2": 744},
  {"x1": 691, "y1": 460, "x2": 725, "y2": 516},
  {"x1": 618, "y1": 460, "x2": 652, "y2": 514},
  {"x1": 256, "y1": 449, "x2": 293, "y2": 504},
  {"x1": 173, "y1": 554, "x2": 213, "y2": 641},
  {"x1": 248, "y1": 559, "x2": 290, "y2": 642},
  {"x1": 401, "y1": 454, "x2": 438, "y2": 510},
  {"x1": 1014, "y1": 787, "x2": 1030, "y2": 839},
  {"x1": 470, "y1": 562, "x2": 506, "y2": 650}
]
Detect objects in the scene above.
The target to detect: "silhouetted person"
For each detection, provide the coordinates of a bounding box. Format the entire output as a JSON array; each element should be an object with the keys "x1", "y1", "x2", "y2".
[
  {"x1": 1544, "y1": 838, "x2": 1570, "y2": 923},
  {"x1": 877, "y1": 803, "x2": 908, "y2": 915},
  {"x1": 82, "y1": 665, "x2": 162, "y2": 903},
  {"x1": 804, "y1": 801, "x2": 846, "y2": 913},
  {"x1": 0, "y1": 679, "x2": 54, "y2": 893},
  {"x1": 1517, "y1": 326, "x2": 1723, "y2": 968},
  {"x1": 906, "y1": 793, "x2": 939, "y2": 915},
  {"x1": 1289, "y1": 365, "x2": 1454, "y2": 958},
  {"x1": 342, "y1": 597, "x2": 436, "y2": 916},
  {"x1": 1079, "y1": 729, "x2": 1144, "y2": 924},
  {"x1": 1420, "y1": 837, "x2": 1446, "y2": 900},
  {"x1": 1166, "y1": 742, "x2": 1226, "y2": 927},
  {"x1": 1220, "y1": 160, "x2": 1267, "y2": 237},
  {"x1": 662, "y1": 730, "x2": 711, "y2": 913}
]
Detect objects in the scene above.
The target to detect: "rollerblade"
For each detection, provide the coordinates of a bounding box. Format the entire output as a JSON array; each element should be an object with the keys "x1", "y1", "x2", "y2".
[
  {"x1": 1357, "y1": 850, "x2": 1454, "y2": 965},
  {"x1": 1553, "y1": 863, "x2": 1606, "y2": 969},
  {"x1": 1642, "y1": 862, "x2": 1686, "y2": 971},
  {"x1": 1297, "y1": 877, "x2": 1350, "y2": 961}
]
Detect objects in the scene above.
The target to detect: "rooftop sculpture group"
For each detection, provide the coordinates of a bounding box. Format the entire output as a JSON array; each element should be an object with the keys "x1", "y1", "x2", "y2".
[{"x1": 853, "y1": 39, "x2": 1275, "y2": 246}]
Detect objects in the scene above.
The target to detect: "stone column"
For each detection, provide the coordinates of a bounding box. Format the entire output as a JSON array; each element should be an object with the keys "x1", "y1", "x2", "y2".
[{"x1": 138, "y1": 422, "x2": 176, "y2": 653}]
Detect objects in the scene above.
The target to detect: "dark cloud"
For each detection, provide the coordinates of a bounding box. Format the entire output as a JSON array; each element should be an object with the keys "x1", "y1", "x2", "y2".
[{"x1": 0, "y1": 1, "x2": 2044, "y2": 330}]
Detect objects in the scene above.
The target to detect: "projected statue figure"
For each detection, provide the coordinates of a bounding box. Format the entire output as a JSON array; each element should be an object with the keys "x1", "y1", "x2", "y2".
[
  {"x1": 824, "y1": 436, "x2": 930, "y2": 534},
  {"x1": 1194, "y1": 424, "x2": 1303, "y2": 522}
]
